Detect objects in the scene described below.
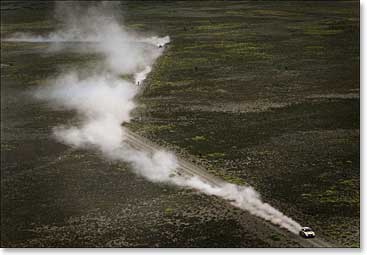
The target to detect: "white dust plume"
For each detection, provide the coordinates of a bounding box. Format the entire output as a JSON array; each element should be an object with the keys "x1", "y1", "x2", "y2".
[
  {"x1": 134, "y1": 66, "x2": 152, "y2": 85},
  {"x1": 27, "y1": 2, "x2": 302, "y2": 235}
]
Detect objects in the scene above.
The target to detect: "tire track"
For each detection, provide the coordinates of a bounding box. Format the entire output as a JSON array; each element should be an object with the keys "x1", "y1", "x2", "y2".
[{"x1": 123, "y1": 128, "x2": 333, "y2": 247}]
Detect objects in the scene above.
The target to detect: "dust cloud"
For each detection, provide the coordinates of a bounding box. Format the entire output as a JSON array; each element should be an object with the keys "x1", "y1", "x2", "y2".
[{"x1": 9, "y1": 1, "x2": 302, "y2": 234}]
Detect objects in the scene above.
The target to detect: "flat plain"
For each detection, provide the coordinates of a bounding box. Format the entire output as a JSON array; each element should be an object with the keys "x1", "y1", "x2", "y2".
[{"x1": 1, "y1": 1, "x2": 359, "y2": 247}]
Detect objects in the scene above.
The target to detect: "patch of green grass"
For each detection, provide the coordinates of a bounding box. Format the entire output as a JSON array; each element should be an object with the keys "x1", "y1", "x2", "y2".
[
  {"x1": 1, "y1": 20, "x2": 53, "y2": 32},
  {"x1": 301, "y1": 193, "x2": 312, "y2": 199},
  {"x1": 222, "y1": 175, "x2": 246, "y2": 186},
  {"x1": 301, "y1": 181, "x2": 359, "y2": 205},
  {"x1": 253, "y1": 9, "x2": 296, "y2": 17},
  {"x1": 0, "y1": 143, "x2": 15, "y2": 151},
  {"x1": 191, "y1": 135, "x2": 207, "y2": 142},
  {"x1": 269, "y1": 234, "x2": 281, "y2": 241},
  {"x1": 164, "y1": 207, "x2": 173, "y2": 214},
  {"x1": 133, "y1": 123, "x2": 176, "y2": 134}
]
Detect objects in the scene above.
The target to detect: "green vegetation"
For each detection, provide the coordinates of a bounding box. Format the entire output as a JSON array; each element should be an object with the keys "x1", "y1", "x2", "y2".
[
  {"x1": 191, "y1": 135, "x2": 206, "y2": 142},
  {"x1": 129, "y1": 0, "x2": 359, "y2": 247},
  {"x1": 270, "y1": 234, "x2": 281, "y2": 241},
  {"x1": 222, "y1": 175, "x2": 246, "y2": 186},
  {"x1": 207, "y1": 152, "x2": 225, "y2": 158},
  {"x1": 1, "y1": 0, "x2": 359, "y2": 248},
  {"x1": 164, "y1": 207, "x2": 173, "y2": 214}
]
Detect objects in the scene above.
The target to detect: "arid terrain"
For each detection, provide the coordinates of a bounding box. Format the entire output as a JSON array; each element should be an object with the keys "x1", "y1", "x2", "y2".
[{"x1": 1, "y1": 1, "x2": 359, "y2": 247}]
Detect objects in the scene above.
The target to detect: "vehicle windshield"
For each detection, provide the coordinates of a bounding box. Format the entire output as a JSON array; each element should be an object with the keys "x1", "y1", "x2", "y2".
[{"x1": 303, "y1": 228, "x2": 313, "y2": 232}]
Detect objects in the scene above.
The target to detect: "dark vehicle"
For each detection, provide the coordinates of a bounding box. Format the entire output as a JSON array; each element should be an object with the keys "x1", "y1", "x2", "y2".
[{"x1": 299, "y1": 227, "x2": 316, "y2": 238}]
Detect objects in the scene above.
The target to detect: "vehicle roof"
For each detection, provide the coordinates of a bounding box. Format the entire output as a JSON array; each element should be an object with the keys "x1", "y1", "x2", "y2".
[{"x1": 302, "y1": 227, "x2": 312, "y2": 231}]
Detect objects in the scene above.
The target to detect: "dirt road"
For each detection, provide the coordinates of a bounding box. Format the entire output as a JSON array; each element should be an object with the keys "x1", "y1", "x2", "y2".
[{"x1": 123, "y1": 128, "x2": 333, "y2": 248}]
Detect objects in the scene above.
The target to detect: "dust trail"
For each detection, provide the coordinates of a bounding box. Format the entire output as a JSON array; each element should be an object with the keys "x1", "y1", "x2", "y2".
[
  {"x1": 134, "y1": 66, "x2": 152, "y2": 85},
  {"x1": 14, "y1": 2, "x2": 302, "y2": 234}
]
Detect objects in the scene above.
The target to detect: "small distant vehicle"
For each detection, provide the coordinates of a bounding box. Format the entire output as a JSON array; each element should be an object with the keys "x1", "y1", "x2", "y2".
[
  {"x1": 299, "y1": 227, "x2": 316, "y2": 238},
  {"x1": 158, "y1": 44, "x2": 163, "y2": 48}
]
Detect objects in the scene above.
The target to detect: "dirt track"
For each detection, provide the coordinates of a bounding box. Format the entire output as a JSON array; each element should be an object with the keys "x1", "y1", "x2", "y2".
[
  {"x1": 1, "y1": 1, "x2": 357, "y2": 247},
  {"x1": 124, "y1": 128, "x2": 333, "y2": 248}
]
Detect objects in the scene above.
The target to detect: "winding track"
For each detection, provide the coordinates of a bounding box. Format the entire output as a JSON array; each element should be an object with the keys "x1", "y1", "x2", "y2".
[{"x1": 123, "y1": 128, "x2": 333, "y2": 248}]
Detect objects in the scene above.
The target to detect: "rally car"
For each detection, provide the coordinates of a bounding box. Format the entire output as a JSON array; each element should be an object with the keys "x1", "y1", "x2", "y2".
[{"x1": 299, "y1": 227, "x2": 316, "y2": 238}]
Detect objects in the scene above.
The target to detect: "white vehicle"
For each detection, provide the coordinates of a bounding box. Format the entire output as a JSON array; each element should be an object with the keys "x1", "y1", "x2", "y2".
[{"x1": 299, "y1": 227, "x2": 316, "y2": 238}]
